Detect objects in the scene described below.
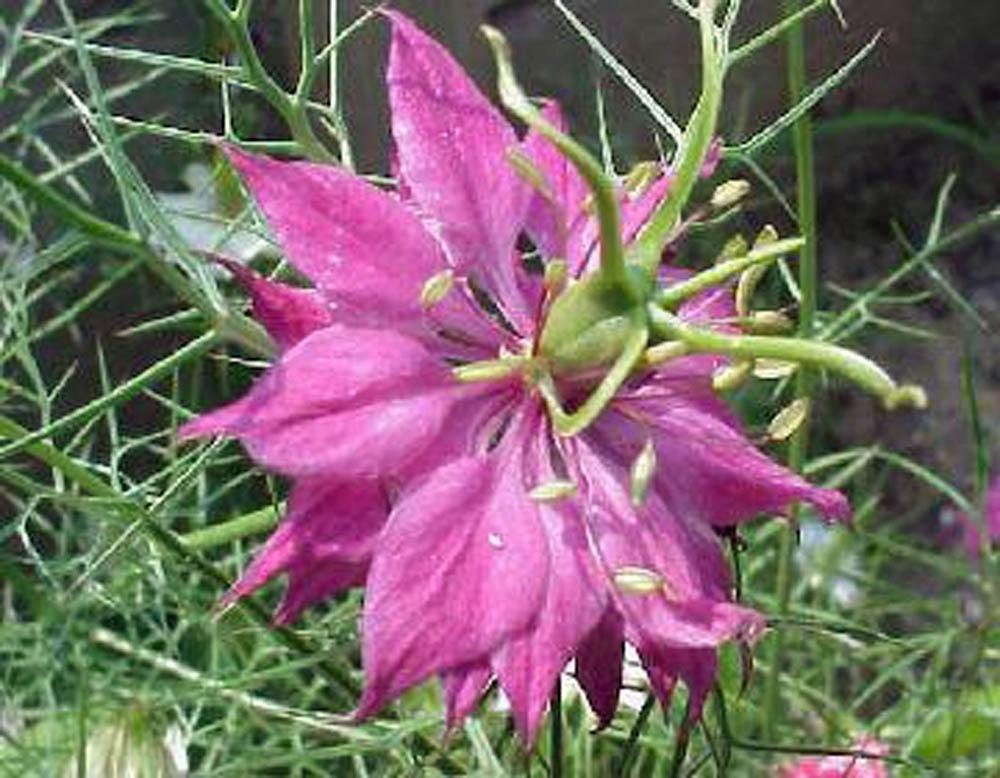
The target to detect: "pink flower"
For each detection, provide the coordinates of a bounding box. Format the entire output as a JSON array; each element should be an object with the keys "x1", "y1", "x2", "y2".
[
  {"x1": 939, "y1": 474, "x2": 1000, "y2": 563},
  {"x1": 777, "y1": 736, "x2": 891, "y2": 777},
  {"x1": 181, "y1": 12, "x2": 848, "y2": 742}
]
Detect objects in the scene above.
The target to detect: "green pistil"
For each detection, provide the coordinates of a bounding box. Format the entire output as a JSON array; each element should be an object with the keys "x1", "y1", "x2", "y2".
[{"x1": 647, "y1": 306, "x2": 927, "y2": 410}]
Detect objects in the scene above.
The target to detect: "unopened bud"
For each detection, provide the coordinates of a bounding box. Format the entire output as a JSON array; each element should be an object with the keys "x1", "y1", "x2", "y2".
[
  {"x1": 754, "y1": 224, "x2": 779, "y2": 248},
  {"x1": 629, "y1": 439, "x2": 658, "y2": 507},
  {"x1": 420, "y1": 269, "x2": 454, "y2": 309},
  {"x1": 543, "y1": 259, "x2": 568, "y2": 294},
  {"x1": 623, "y1": 161, "x2": 660, "y2": 197},
  {"x1": 717, "y1": 233, "x2": 749, "y2": 263},
  {"x1": 749, "y1": 310, "x2": 794, "y2": 334},
  {"x1": 713, "y1": 360, "x2": 753, "y2": 392},
  {"x1": 754, "y1": 359, "x2": 798, "y2": 380},
  {"x1": 613, "y1": 565, "x2": 665, "y2": 595},
  {"x1": 767, "y1": 398, "x2": 810, "y2": 441},
  {"x1": 529, "y1": 479, "x2": 578, "y2": 502},
  {"x1": 710, "y1": 179, "x2": 751, "y2": 210},
  {"x1": 736, "y1": 264, "x2": 767, "y2": 317}
]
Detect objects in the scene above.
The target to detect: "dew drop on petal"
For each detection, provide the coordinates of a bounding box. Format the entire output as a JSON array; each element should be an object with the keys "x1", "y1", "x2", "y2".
[{"x1": 488, "y1": 532, "x2": 504, "y2": 549}]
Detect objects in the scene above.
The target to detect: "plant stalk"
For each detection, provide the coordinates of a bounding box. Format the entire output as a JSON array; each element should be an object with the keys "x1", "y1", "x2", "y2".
[{"x1": 763, "y1": 0, "x2": 816, "y2": 738}]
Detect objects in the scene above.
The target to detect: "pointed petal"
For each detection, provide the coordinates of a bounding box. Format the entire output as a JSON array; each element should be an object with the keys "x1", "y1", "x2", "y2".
[
  {"x1": 179, "y1": 325, "x2": 470, "y2": 479},
  {"x1": 492, "y1": 424, "x2": 607, "y2": 744},
  {"x1": 218, "y1": 259, "x2": 333, "y2": 351},
  {"x1": 219, "y1": 479, "x2": 386, "y2": 622},
  {"x1": 224, "y1": 146, "x2": 449, "y2": 332},
  {"x1": 575, "y1": 608, "x2": 625, "y2": 730},
  {"x1": 386, "y1": 12, "x2": 533, "y2": 331},
  {"x1": 638, "y1": 645, "x2": 718, "y2": 720},
  {"x1": 610, "y1": 391, "x2": 850, "y2": 526},
  {"x1": 357, "y1": 411, "x2": 549, "y2": 718},
  {"x1": 571, "y1": 436, "x2": 764, "y2": 649},
  {"x1": 441, "y1": 662, "x2": 493, "y2": 731}
]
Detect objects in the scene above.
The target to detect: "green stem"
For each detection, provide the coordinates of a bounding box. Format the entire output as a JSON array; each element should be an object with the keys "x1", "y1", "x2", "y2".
[
  {"x1": 550, "y1": 677, "x2": 563, "y2": 778},
  {"x1": 204, "y1": 0, "x2": 333, "y2": 162},
  {"x1": 630, "y1": 0, "x2": 723, "y2": 275},
  {"x1": 182, "y1": 504, "x2": 281, "y2": 550},
  {"x1": 0, "y1": 332, "x2": 219, "y2": 462},
  {"x1": 646, "y1": 308, "x2": 925, "y2": 409},
  {"x1": 656, "y1": 236, "x2": 804, "y2": 308},
  {"x1": 0, "y1": 413, "x2": 358, "y2": 702},
  {"x1": 0, "y1": 152, "x2": 275, "y2": 357},
  {"x1": 764, "y1": 0, "x2": 815, "y2": 738}
]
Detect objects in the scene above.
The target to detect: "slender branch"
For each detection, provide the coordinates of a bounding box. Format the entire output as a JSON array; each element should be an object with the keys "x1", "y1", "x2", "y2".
[{"x1": 763, "y1": 0, "x2": 816, "y2": 738}]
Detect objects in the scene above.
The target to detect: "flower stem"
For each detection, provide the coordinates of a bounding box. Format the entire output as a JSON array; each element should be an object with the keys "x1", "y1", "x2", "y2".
[
  {"x1": 763, "y1": 0, "x2": 816, "y2": 738},
  {"x1": 630, "y1": 0, "x2": 724, "y2": 276},
  {"x1": 550, "y1": 677, "x2": 563, "y2": 778}
]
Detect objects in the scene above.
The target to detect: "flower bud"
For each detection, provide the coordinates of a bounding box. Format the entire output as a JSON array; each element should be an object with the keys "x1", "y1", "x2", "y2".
[
  {"x1": 754, "y1": 359, "x2": 798, "y2": 379},
  {"x1": 420, "y1": 269, "x2": 454, "y2": 309},
  {"x1": 613, "y1": 566, "x2": 665, "y2": 595},
  {"x1": 717, "y1": 233, "x2": 749, "y2": 263},
  {"x1": 713, "y1": 360, "x2": 753, "y2": 392},
  {"x1": 710, "y1": 179, "x2": 751, "y2": 210},
  {"x1": 754, "y1": 224, "x2": 779, "y2": 247},
  {"x1": 622, "y1": 161, "x2": 660, "y2": 197},
  {"x1": 543, "y1": 259, "x2": 568, "y2": 295},
  {"x1": 748, "y1": 310, "x2": 794, "y2": 335},
  {"x1": 629, "y1": 439, "x2": 657, "y2": 507},
  {"x1": 64, "y1": 705, "x2": 187, "y2": 778},
  {"x1": 529, "y1": 479, "x2": 578, "y2": 502},
  {"x1": 767, "y1": 398, "x2": 810, "y2": 441}
]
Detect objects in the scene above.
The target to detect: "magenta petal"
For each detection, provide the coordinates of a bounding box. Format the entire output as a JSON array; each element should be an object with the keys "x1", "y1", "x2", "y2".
[
  {"x1": 219, "y1": 479, "x2": 386, "y2": 622},
  {"x1": 441, "y1": 662, "x2": 493, "y2": 731},
  {"x1": 572, "y1": 436, "x2": 764, "y2": 648},
  {"x1": 492, "y1": 428, "x2": 607, "y2": 745},
  {"x1": 357, "y1": 416, "x2": 549, "y2": 718},
  {"x1": 639, "y1": 645, "x2": 718, "y2": 720},
  {"x1": 218, "y1": 259, "x2": 333, "y2": 351},
  {"x1": 610, "y1": 392, "x2": 850, "y2": 526},
  {"x1": 575, "y1": 608, "x2": 625, "y2": 730},
  {"x1": 386, "y1": 12, "x2": 533, "y2": 331},
  {"x1": 224, "y1": 146, "x2": 447, "y2": 332},
  {"x1": 179, "y1": 325, "x2": 464, "y2": 478}
]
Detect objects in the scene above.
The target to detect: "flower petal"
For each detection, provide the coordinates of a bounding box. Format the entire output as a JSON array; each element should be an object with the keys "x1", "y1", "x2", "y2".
[
  {"x1": 441, "y1": 661, "x2": 493, "y2": 732},
  {"x1": 218, "y1": 478, "x2": 386, "y2": 623},
  {"x1": 179, "y1": 325, "x2": 468, "y2": 479},
  {"x1": 638, "y1": 645, "x2": 718, "y2": 720},
  {"x1": 357, "y1": 410, "x2": 549, "y2": 718},
  {"x1": 386, "y1": 12, "x2": 533, "y2": 331},
  {"x1": 217, "y1": 259, "x2": 333, "y2": 351},
  {"x1": 491, "y1": 422, "x2": 608, "y2": 744},
  {"x1": 225, "y1": 146, "x2": 448, "y2": 333},
  {"x1": 608, "y1": 391, "x2": 850, "y2": 526},
  {"x1": 571, "y1": 436, "x2": 764, "y2": 649},
  {"x1": 574, "y1": 608, "x2": 625, "y2": 730}
]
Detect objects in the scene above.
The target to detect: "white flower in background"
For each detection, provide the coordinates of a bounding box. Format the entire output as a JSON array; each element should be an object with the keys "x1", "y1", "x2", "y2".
[
  {"x1": 154, "y1": 162, "x2": 269, "y2": 263},
  {"x1": 795, "y1": 519, "x2": 861, "y2": 608},
  {"x1": 63, "y1": 709, "x2": 188, "y2": 778}
]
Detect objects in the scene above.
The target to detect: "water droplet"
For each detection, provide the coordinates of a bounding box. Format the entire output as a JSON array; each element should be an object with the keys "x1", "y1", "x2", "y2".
[{"x1": 488, "y1": 532, "x2": 504, "y2": 549}]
